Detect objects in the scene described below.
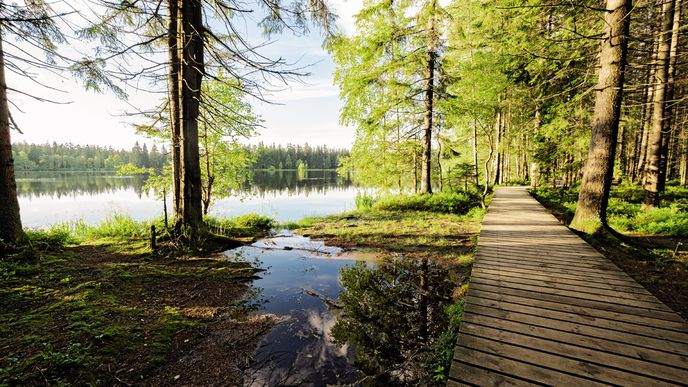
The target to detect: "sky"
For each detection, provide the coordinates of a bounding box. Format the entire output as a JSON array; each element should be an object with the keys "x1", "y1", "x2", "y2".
[{"x1": 8, "y1": 0, "x2": 363, "y2": 150}]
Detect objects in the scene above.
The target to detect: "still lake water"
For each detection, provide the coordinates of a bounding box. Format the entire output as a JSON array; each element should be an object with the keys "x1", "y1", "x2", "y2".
[{"x1": 16, "y1": 170, "x2": 360, "y2": 227}]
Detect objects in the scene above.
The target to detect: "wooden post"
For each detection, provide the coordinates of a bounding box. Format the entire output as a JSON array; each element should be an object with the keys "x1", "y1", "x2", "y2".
[{"x1": 150, "y1": 225, "x2": 157, "y2": 251}]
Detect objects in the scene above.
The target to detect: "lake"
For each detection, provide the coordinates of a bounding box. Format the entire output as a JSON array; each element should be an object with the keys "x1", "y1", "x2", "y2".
[{"x1": 16, "y1": 170, "x2": 361, "y2": 227}]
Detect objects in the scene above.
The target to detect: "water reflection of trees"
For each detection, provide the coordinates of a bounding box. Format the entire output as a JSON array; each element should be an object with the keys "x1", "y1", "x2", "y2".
[
  {"x1": 17, "y1": 170, "x2": 356, "y2": 199},
  {"x1": 331, "y1": 257, "x2": 460, "y2": 386},
  {"x1": 240, "y1": 170, "x2": 355, "y2": 197},
  {"x1": 15, "y1": 173, "x2": 149, "y2": 199}
]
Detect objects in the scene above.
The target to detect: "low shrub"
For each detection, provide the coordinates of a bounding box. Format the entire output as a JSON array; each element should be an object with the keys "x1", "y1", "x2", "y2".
[
  {"x1": 355, "y1": 192, "x2": 376, "y2": 210},
  {"x1": 82, "y1": 214, "x2": 147, "y2": 240},
  {"x1": 205, "y1": 213, "x2": 275, "y2": 237},
  {"x1": 24, "y1": 224, "x2": 80, "y2": 251}
]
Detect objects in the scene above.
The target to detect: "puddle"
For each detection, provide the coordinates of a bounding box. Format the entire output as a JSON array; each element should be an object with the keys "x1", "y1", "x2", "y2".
[
  {"x1": 225, "y1": 231, "x2": 372, "y2": 385},
  {"x1": 224, "y1": 231, "x2": 459, "y2": 386}
]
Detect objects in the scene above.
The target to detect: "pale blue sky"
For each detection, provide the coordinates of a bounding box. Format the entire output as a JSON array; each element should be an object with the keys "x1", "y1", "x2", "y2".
[{"x1": 8, "y1": 0, "x2": 362, "y2": 149}]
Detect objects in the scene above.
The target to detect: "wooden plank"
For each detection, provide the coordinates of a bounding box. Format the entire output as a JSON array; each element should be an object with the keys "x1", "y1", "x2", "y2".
[
  {"x1": 473, "y1": 270, "x2": 661, "y2": 303},
  {"x1": 474, "y1": 256, "x2": 639, "y2": 281},
  {"x1": 477, "y1": 250, "x2": 619, "y2": 270},
  {"x1": 475, "y1": 255, "x2": 635, "y2": 278},
  {"x1": 472, "y1": 259, "x2": 645, "y2": 288},
  {"x1": 468, "y1": 292, "x2": 688, "y2": 344},
  {"x1": 461, "y1": 311, "x2": 688, "y2": 369},
  {"x1": 468, "y1": 281, "x2": 683, "y2": 322},
  {"x1": 461, "y1": 320, "x2": 688, "y2": 380},
  {"x1": 453, "y1": 345, "x2": 608, "y2": 386},
  {"x1": 448, "y1": 361, "x2": 537, "y2": 387},
  {"x1": 467, "y1": 288, "x2": 688, "y2": 332},
  {"x1": 464, "y1": 300, "x2": 688, "y2": 356},
  {"x1": 472, "y1": 265, "x2": 650, "y2": 294},
  {"x1": 470, "y1": 277, "x2": 672, "y2": 311}
]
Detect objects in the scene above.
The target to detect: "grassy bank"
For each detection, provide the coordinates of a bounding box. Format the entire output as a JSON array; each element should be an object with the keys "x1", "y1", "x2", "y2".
[
  {"x1": 291, "y1": 191, "x2": 486, "y2": 384},
  {"x1": 0, "y1": 214, "x2": 274, "y2": 386},
  {"x1": 530, "y1": 183, "x2": 688, "y2": 318}
]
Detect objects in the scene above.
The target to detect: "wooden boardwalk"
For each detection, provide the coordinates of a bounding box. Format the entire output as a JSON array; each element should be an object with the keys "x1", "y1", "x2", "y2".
[{"x1": 448, "y1": 187, "x2": 688, "y2": 386}]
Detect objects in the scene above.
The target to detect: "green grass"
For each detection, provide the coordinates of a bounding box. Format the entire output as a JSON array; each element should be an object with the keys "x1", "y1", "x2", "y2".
[
  {"x1": 205, "y1": 213, "x2": 276, "y2": 237},
  {"x1": 530, "y1": 183, "x2": 688, "y2": 237},
  {"x1": 354, "y1": 191, "x2": 482, "y2": 215},
  {"x1": 14, "y1": 212, "x2": 276, "y2": 255}
]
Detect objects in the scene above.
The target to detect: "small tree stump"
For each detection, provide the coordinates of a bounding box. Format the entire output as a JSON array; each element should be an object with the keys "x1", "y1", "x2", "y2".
[{"x1": 150, "y1": 225, "x2": 157, "y2": 251}]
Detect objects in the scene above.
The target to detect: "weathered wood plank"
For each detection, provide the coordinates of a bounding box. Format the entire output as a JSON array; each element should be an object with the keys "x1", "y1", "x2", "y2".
[
  {"x1": 472, "y1": 266, "x2": 651, "y2": 294},
  {"x1": 450, "y1": 187, "x2": 688, "y2": 384},
  {"x1": 467, "y1": 292, "x2": 688, "y2": 344},
  {"x1": 460, "y1": 323, "x2": 688, "y2": 384},
  {"x1": 469, "y1": 281, "x2": 684, "y2": 323},
  {"x1": 467, "y1": 288, "x2": 688, "y2": 332},
  {"x1": 448, "y1": 361, "x2": 538, "y2": 387},
  {"x1": 461, "y1": 312, "x2": 688, "y2": 368}
]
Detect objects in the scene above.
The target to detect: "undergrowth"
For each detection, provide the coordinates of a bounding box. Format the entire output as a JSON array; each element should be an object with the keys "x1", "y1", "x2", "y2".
[{"x1": 530, "y1": 183, "x2": 688, "y2": 237}]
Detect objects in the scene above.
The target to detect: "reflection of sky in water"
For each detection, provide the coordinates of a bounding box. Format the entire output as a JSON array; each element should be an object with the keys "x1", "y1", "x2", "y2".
[
  {"x1": 226, "y1": 238, "x2": 371, "y2": 386},
  {"x1": 18, "y1": 173, "x2": 359, "y2": 227},
  {"x1": 19, "y1": 188, "x2": 162, "y2": 227},
  {"x1": 208, "y1": 188, "x2": 358, "y2": 222}
]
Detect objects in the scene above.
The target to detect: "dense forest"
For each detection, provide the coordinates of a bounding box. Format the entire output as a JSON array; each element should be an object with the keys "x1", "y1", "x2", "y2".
[
  {"x1": 249, "y1": 143, "x2": 349, "y2": 170},
  {"x1": 11, "y1": 142, "x2": 348, "y2": 172},
  {"x1": 333, "y1": 0, "x2": 688, "y2": 199}
]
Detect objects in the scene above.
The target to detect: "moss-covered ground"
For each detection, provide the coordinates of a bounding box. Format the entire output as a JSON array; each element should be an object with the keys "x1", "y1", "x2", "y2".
[{"x1": 0, "y1": 216, "x2": 274, "y2": 386}]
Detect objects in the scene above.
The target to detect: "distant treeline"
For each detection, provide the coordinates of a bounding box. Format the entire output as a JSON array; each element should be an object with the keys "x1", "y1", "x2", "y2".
[
  {"x1": 12, "y1": 142, "x2": 350, "y2": 171},
  {"x1": 12, "y1": 142, "x2": 168, "y2": 171},
  {"x1": 250, "y1": 143, "x2": 350, "y2": 170}
]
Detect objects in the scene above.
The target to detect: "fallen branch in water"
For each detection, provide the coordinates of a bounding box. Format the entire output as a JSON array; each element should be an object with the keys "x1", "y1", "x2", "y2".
[{"x1": 301, "y1": 288, "x2": 342, "y2": 309}]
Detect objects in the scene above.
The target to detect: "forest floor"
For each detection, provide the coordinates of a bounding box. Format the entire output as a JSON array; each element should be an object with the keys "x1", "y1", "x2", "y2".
[
  {"x1": 0, "y1": 235, "x2": 274, "y2": 386},
  {"x1": 0, "y1": 200, "x2": 487, "y2": 385},
  {"x1": 530, "y1": 186, "x2": 688, "y2": 319}
]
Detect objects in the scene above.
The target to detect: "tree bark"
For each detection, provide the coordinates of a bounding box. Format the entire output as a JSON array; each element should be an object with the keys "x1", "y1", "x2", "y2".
[
  {"x1": 658, "y1": 0, "x2": 682, "y2": 190},
  {"x1": 179, "y1": 0, "x2": 204, "y2": 226},
  {"x1": 420, "y1": 0, "x2": 437, "y2": 194},
  {"x1": 619, "y1": 124, "x2": 627, "y2": 180},
  {"x1": 493, "y1": 108, "x2": 502, "y2": 185},
  {"x1": 637, "y1": 34, "x2": 659, "y2": 183},
  {"x1": 472, "y1": 117, "x2": 479, "y2": 187},
  {"x1": 0, "y1": 29, "x2": 23, "y2": 244},
  {"x1": 570, "y1": 0, "x2": 631, "y2": 234},
  {"x1": 643, "y1": 0, "x2": 676, "y2": 209},
  {"x1": 530, "y1": 106, "x2": 541, "y2": 187},
  {"x1": 168, "y1": 0, "x2": 182, "y2": 221}
]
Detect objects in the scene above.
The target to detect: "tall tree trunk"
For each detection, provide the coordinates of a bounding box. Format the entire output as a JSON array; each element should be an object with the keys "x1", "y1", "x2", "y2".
[
  {"x1": 472, "y1": 117, "x2": 479, "y2": 187},
  {"x1": 179, "y1": 0, "x2": 204, "y2": 226},
  {"x1": 168, "y1": 0, "x2": 182, "y2": 220},
  {"x1": 493, "y1": 108, "x2": 502, "y2": 185},
  {"x1": 570, "y1": 0, "x2": 631, "y2": 234},
  {"x1": 658, "y1": 0, "x2": 682, "y2": 190},
  {"x1": 681, "y1": 120, "x2": 688, "y2": 186},
  {"x1": 420, "y1": 0, "x2": 437, "y2": 194},
  {"x1": 530, "y1": 106, "x2": 541, "y2": 187},
  {"x1": 643, "y1": 0, "x2": 676, "y2": 209},
  {"x1": 637, "y1": 35, "x2": 659, "y2": 183},
  {"x1": 619, "y1": 124, "x2": 627, "y2": 180},
  {"x1": 0, "y1": 29, "x2": 23, "y2": 244},
  {"x1": 436, "y1": 135, "x2": 443, "y2": 192}
]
